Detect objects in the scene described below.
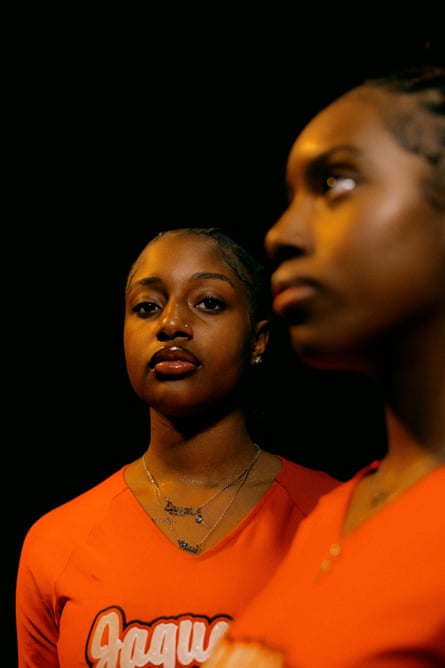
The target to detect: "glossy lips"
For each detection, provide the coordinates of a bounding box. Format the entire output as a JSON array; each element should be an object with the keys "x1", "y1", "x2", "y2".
[{"x1": 150, "y1": 346, "x2": 200, "y2": 377}]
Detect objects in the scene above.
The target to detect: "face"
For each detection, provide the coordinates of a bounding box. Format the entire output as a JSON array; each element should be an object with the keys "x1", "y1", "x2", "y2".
[
  {"x1": 124, "y1": 233, "x2": 267, "y2": 416},
  {"x1": 265, "y1": 89, "x2": 445, "y2": 374}
]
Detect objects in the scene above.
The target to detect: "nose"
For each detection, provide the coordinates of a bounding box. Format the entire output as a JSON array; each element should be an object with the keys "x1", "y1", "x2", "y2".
[
  {"x1": 264, "y1": 203, "x2": 311, "y2": 267},
  {"x1": 157, "y1": 301, "x2": 192, "y2": 341}
]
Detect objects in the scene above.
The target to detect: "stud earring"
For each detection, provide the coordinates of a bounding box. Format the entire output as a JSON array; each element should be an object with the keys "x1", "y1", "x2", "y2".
[{"x1": 254, "y1": 355, "x2": 263, "y2": 365}]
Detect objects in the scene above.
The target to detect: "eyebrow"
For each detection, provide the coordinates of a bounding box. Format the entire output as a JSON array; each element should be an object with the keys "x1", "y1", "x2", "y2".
[
  {"x1": 126, "y1": 272, "x2": 235, "y2": 294},
  {"x1": 287, "y1": 144, "x2": 363, "y2": 194},
  {"x1": 307, "y1": 144, "x2": 363, "y2": 172},
  {"x1": 326, "y1": 144, "x2": 362, "y2": 157},
  {"x1": 313, "y1": 145, "x2": 363, "y2": 161}
]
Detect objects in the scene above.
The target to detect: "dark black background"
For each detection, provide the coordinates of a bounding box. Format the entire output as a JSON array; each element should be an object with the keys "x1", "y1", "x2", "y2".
[{"x1": 10, "y1": 12, "x2": 444, "y2": 662}]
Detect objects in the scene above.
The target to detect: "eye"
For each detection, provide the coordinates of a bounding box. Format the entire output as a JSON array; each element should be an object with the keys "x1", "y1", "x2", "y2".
[
  {"x1": 325, "y1": 174, "x2": 356, "y2": 193},
  {"x1": 196, "y1": 296, "x2": 226, "y2": 313},
  {"x1": 305, "y1": 151, "x2": 361, "y2": 201},
  {"x1": 320, "y1": 163, "x2": 357, "y2": 197},
  {"x1": 131, "y1": 301, "x2": 160, "y2": 318}
]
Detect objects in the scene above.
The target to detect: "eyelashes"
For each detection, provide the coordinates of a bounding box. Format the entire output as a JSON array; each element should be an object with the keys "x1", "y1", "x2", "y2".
[{"x1": 131, "y1": 296, "x2": 227, "y2": 319}]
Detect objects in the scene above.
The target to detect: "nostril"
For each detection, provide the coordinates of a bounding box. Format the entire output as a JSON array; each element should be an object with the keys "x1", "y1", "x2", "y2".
[
  {"x1": 158, "y1": 328, "x2": 191, "y2": 341},
  {"x1": 269, "y1": 244, "x2": 302, "y2": 271}
]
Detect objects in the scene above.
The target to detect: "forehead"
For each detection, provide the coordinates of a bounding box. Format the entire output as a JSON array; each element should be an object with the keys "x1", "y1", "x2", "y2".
[
  {"x1": 128, "y1": 233, "x2": 241, "y2": 287},
  {"x1": 287, "y1": 90, "x2": 393, "y2": 165}
]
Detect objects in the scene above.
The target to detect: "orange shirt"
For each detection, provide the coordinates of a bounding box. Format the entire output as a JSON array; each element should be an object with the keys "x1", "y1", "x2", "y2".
[
  {"x1": 16, "y1": 457, "x2": 338, "y2": 668},
  {"x1": 206, "y1": 462, "x2": 445, "y2": 667}
]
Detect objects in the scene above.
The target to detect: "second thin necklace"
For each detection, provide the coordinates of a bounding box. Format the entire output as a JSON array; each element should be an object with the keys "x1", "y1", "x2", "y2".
[{"x1": 142, "y1": 444, "x2": 261, "y2": 554}]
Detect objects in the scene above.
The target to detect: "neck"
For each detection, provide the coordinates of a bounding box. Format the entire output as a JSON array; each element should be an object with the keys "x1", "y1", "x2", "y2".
[
  {"x1": 372, "y1": 407, "x2": 445, "y2": 505},
  {"x1": 146, "y1": 409, "x2": 256, "y2": 483},
  {"x1": 384, "y1": 406, "x2": 445, "y2": 466},
  {"x1": 380, "y1": 315, "x2": 445, "y2": 453}
]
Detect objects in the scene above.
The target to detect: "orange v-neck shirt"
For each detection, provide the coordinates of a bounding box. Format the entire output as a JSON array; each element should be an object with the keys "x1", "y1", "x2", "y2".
[
  {"x1": 210, "y1": 462, "x2": 445, "y2": 667},
  {"x1": 16, "y1": 457, "x2": 338, "y2": 667}
]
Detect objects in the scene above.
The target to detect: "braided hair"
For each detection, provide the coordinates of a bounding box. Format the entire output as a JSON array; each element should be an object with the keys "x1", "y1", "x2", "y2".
[{"x1": 358, "y1": 66, "x2": 445, "y2": 211}]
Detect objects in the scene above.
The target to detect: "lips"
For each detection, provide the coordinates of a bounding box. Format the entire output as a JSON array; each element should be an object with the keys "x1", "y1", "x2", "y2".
[
  {"x1": 149, "y1": 346, "x2": 200, "y2": 376},
  {"x1": 271, "y1": 276, "x2": 317, "y2": 318}
]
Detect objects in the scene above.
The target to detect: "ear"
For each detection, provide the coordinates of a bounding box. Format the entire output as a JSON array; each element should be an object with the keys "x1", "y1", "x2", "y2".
[{"x1": 251, "y1": 319, "x2": 270, "y2": 366}]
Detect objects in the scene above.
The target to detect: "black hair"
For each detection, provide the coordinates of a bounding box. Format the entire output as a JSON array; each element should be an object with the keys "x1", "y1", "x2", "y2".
[
  {"x1": 366, "y1": 65, "x2": 445, "y2": 106},
  {"x1": 362, "y1": 65, "x2": 445, "y2": 210},
  {"x1": 146, "y1": 227, "x2": 271, "y2": 325}
]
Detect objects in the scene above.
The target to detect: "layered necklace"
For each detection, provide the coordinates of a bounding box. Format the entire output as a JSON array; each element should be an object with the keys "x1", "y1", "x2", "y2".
[{"x1": 142, "y1": 443, "x2": 261, "y2": 555}]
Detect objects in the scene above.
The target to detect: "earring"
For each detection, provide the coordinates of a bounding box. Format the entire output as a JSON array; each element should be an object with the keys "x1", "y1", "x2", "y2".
[{"x1": 254, "y1": 355, "x2": 263, "y2": 365}]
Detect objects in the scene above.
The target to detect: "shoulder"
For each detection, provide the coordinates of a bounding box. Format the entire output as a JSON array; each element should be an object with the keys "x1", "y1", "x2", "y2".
[
  {"x1": 275, "y1": 456, "x2": 341, "y2": 515},
  {"x1": 20, "y1": 467, "x2": 129, "y2": 557}
]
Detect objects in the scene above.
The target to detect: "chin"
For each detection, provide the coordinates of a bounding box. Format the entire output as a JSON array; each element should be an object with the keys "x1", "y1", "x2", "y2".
[{"x1": 289, "y1": 333, "x2": 372, "y2": 375}]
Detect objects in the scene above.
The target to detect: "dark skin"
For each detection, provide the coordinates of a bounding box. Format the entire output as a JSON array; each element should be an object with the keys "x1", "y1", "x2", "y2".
[
  {"x1": 123, "y1": 231, "x2": 281, "y2": 552},
  {"x1": 265, "y1": 83, "x2": 445, "y2": 533}
]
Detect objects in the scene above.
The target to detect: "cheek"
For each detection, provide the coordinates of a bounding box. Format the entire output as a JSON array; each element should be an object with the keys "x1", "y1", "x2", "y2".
[
  {"x1": 219, "y1": 341, "x2": 248, "y2": 368},
  {"x1": 321, "y1": 192, "x2": 440, "y2": 291},
  {"x1": 361, "y1": 209, "x2": 444, "y2": 312},
  {"x1": 123, "y1": 329, "x2": 148, "y2": 383},
  {"x1": 211, "y1": 336, "x2": 252, "y2": 382},
  {"x1": 324, "y1": 251, "x2": 444, "y2": 353}
]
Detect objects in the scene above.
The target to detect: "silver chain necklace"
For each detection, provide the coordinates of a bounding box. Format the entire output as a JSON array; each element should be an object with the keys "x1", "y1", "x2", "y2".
[{"x1": 142, "y1": 444, "x2": 261, "y2": 554}]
